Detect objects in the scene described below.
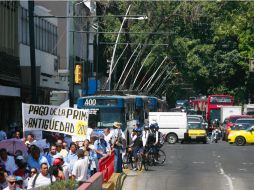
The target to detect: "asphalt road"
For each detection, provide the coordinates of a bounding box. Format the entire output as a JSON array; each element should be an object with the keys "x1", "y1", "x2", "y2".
[{"x1": 122, "y1": 141, "x2": 254, "y2": 190}]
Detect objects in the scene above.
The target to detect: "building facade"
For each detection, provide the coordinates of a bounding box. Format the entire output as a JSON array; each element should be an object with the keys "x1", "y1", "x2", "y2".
[{"x1": 0, "y1": 1, "x2": 21, "y2": 132}]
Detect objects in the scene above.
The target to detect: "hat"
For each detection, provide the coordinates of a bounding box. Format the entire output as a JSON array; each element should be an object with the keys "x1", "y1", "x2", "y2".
[
  {"x1": 53, "y1": 154, "x2": 63, "y2": 160},
  {"x1": 53, "y1": 158, "x2": 62, "y2": 166},
  {"x1": 16, "y1": 176, "x2": 23, "y2": 181},
  {"x1": 6, "y1": 175, "x2": 16, "y2": 182},
  {"x1": 113, "y1": 122, "x2": 122, "y2": 128},
  {"x1": 16, "y1": 156, "x2": 24, "y2": 160}
]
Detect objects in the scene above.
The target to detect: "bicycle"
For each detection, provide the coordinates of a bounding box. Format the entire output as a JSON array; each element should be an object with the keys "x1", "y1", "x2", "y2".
[
  {"x1": 123, "y1": 147, "x2": 144, "y2": 171},
  {"x1": 145, "y1": 145, "x2": 166, "y2": 166}
]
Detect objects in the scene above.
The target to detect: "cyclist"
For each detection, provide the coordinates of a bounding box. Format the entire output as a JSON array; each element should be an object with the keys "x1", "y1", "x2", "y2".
[
  {"x1": 142, "y1": 125, "x2": 150, "y2": 147},
  {"x1": 128, "y1": 128, "x2": 143, "y2": 170},
  {"x1": 147, "y1": 121, "x2": 160, "y2": 161}
]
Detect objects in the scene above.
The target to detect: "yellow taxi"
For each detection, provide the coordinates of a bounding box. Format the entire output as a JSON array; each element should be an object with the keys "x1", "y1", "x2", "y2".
[
  {"x1": 184, "y1": 122, "x2": 207, "y2": 144},
  {"x1": 228, "y1": 125, "x2": 254, "y2": 146}
]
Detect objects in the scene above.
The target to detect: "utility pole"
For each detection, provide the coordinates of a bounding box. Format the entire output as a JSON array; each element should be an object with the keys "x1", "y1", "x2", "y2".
[
  {"x1": 28, "y1": 0, "x2": 37, "y2": 103},
  {"x1": 108, "y1": 5, "x2": 131, "y2": 90}
]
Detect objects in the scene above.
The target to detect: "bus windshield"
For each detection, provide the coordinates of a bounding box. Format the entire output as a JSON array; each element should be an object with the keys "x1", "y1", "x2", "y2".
[{"x1": 89, "y1": 108, "x2": 125, "y2": 128}]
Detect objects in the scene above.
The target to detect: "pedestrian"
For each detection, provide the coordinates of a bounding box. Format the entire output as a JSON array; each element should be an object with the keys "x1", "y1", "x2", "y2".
[
  {"x1": 45, "y1": 145, "x2": 57, "y2": 166},
  {"x1": 111, "y1": 122, "x2": 125, "y2": 173},
  {"x1": 13, "y1": 131, "x2": 21, "y2": 139},
  {"x1": 27, "y1": 163, "x2": 56, "y2": 189},
  {"x1": 0, "y1": 168, "x2": 7, "y2": 190},
  {"x1": 15, "y1": 176, "x2": 23, "y2": 190},
  {"x1": 24, "y1": 167, "x2": 37, "y2": 188},
  {"x1": 27, "y1": 146, "x2": 49, "y2": 171},
  {"x1": 0, "y1": 130, "x2": 7, "y2": 142},
  {"x1": 87, "y1": 139, "x2": 97, "y2": 177},
  {"x1": 64, "y1": 143, "x2": 78, "y2": 174},
  {"x1": 51, "y1": 158, "x2": 65, "y2": 180},
  {"x1": 3, "y1": 175, "x2": 17, "y2": 190},
  {"x1": 25, "y1": 134, "x2": 36, "y2": 147},
  {"x1": 103, "y1": 128, "x2": 112, "y2": 145},
  {"x1": 13, "y1": 156, "x2": 29, "y2": 179},
  {"x1": 71, "y1": 149, "x2": 89, "y2": 185},
  {"x1": 94, "y1": 134, "x2": 110, "y2": 160},
  {"x1": 56, "y1": 140, "x2": 68, "y2": 158},
  {"x1": 0, "y1": 149, "x2": 17, "y2": 175},
  {"x1": 53, "y1": 155, "x2": 70, "y2": 180}
]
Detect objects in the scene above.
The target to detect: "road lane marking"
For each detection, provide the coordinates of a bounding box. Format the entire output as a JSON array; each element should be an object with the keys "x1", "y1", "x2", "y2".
[
  {"x1": 219, "y1": 166, "x2": 234, "y2": 190},
  {"x1": 239, "y1": 168, "x2": 247, "y2": 172},
  {"x1": 242, "y1": 162, "x2": 254, "y2": 165},
  {"x1": 192, "y1": 161, "x2": 205, "y2": 164}
]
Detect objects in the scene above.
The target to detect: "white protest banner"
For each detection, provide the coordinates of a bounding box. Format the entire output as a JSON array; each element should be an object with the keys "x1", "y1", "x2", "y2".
[{"x1": 22, "y1": 103, "x2": 88, "y2": 138}]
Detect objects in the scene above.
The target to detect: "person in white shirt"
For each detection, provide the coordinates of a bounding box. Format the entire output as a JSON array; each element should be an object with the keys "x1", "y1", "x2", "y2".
[
  {"x1": 142, "y1": 125, "x2": 150, "y2": 147},
  {"x1": 103, "y1": 128, "x2": 112, "y2": 145},
  {"x1": 71, "y1": 149, "x2": 89, "y2": 185},
  {"x1": 0, "y1": 149, "x2": 17, "y2": 175},
  {"x1": 27, "y1": 163, "x2": 56, "y2": 189}
]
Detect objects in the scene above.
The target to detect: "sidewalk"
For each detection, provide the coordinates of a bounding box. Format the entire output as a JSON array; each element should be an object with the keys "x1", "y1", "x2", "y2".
[
  {"x1": 102, "y1": 168, "x2": 143, "y2": 190},
  {"x1": 121, "y1": 169, "x2": 143, "y2": 190}
]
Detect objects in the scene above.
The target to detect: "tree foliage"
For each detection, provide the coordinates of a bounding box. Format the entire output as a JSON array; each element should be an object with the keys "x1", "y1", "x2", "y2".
[{"x1": 97, "y1": 1, "x2": 254, "y2": 106}]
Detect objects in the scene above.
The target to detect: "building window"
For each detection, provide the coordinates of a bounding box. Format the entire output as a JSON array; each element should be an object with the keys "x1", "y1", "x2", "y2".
[{"x1": 20, "y1": 7, "x2": 57, "y2": 56}]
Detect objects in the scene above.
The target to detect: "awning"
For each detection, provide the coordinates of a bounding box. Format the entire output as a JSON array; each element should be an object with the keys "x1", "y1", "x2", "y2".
[{"x1": 0, "y1": 85, "x2": 20, "y2": 97}]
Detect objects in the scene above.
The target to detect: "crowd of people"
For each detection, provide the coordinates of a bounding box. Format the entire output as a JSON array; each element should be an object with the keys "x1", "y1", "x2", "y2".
[
  {"x1": 0, "y1": 121, "x2": 126, "y2": 190},
  {"x1": 0, "y1": 120, "x2": 162, "y2": 190}
]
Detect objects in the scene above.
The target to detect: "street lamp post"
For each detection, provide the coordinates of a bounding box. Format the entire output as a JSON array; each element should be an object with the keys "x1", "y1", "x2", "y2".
[{"x1": 107, "y1": 5, "x2": 148, "y2": 90}]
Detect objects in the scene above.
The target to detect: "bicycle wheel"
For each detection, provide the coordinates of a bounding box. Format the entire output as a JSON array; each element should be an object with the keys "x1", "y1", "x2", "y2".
[
  {"x1": 143, "y1": 154, "x2": 149, "y2": 171},
  {"x1": 136, "y1": 153, "x2": 143, "y2": 171},
  {"x1": 157, "y1": 150, "x2": 166, "y2": 165},
  {"x1": 126, "y1": 152, "x2": 134, "y2": 169},
  {"x1": 148, "y1": 152, "x2": 155, "y2": 166}
]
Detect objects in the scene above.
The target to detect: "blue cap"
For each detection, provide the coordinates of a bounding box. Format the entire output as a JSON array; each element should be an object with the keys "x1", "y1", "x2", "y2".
[{"x1": 16, "y1": 176, "x2": 23, "y2": 181}]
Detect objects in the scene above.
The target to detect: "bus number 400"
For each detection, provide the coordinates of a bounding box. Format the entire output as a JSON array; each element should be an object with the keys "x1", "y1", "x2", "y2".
[{"x1": 84, "y1": 99, "x2": 96, "y2": 106}]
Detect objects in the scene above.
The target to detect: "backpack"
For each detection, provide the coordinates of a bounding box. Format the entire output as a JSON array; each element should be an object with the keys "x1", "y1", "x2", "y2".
[{"x1": 147, "y1": 133, "x2": 156, "y2": 145}]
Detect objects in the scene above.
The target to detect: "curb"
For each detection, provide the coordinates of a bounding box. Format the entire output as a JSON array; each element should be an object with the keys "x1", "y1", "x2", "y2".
[
  {"x1": 116, "y1": 171, "x2": 127, "y2": 190},
  {"x1": 103, "y1": 170, "x2": 128, "y2": 190}
]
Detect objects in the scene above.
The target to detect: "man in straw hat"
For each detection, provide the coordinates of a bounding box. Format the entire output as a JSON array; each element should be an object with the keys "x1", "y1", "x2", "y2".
[{"x1": 111, "y1": 122, "x2": 125, "y2": 173}]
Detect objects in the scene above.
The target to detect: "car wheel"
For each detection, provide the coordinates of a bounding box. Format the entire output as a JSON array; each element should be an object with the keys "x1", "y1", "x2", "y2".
[
  {"x1": 167, "y1": 134, "x2": 177, "y2": 144},
  {"x1": 235, "y1": 136, "x2": 246, "y2": 146}
]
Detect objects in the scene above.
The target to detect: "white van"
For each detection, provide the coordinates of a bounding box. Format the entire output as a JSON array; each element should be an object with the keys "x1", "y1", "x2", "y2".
[{"x1": 149, "y1": 112, "x2": 187, "y2": 144}]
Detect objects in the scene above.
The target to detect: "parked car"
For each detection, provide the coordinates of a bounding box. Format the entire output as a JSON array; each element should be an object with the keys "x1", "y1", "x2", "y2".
[{"x1": 228, "y1": 126, "x2": 254, "y2": 146}]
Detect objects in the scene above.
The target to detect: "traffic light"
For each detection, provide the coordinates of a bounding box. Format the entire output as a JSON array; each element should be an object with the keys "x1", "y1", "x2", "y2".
[{"x1": 74, "y1": 64, "x2": 82, "y2": 84}]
